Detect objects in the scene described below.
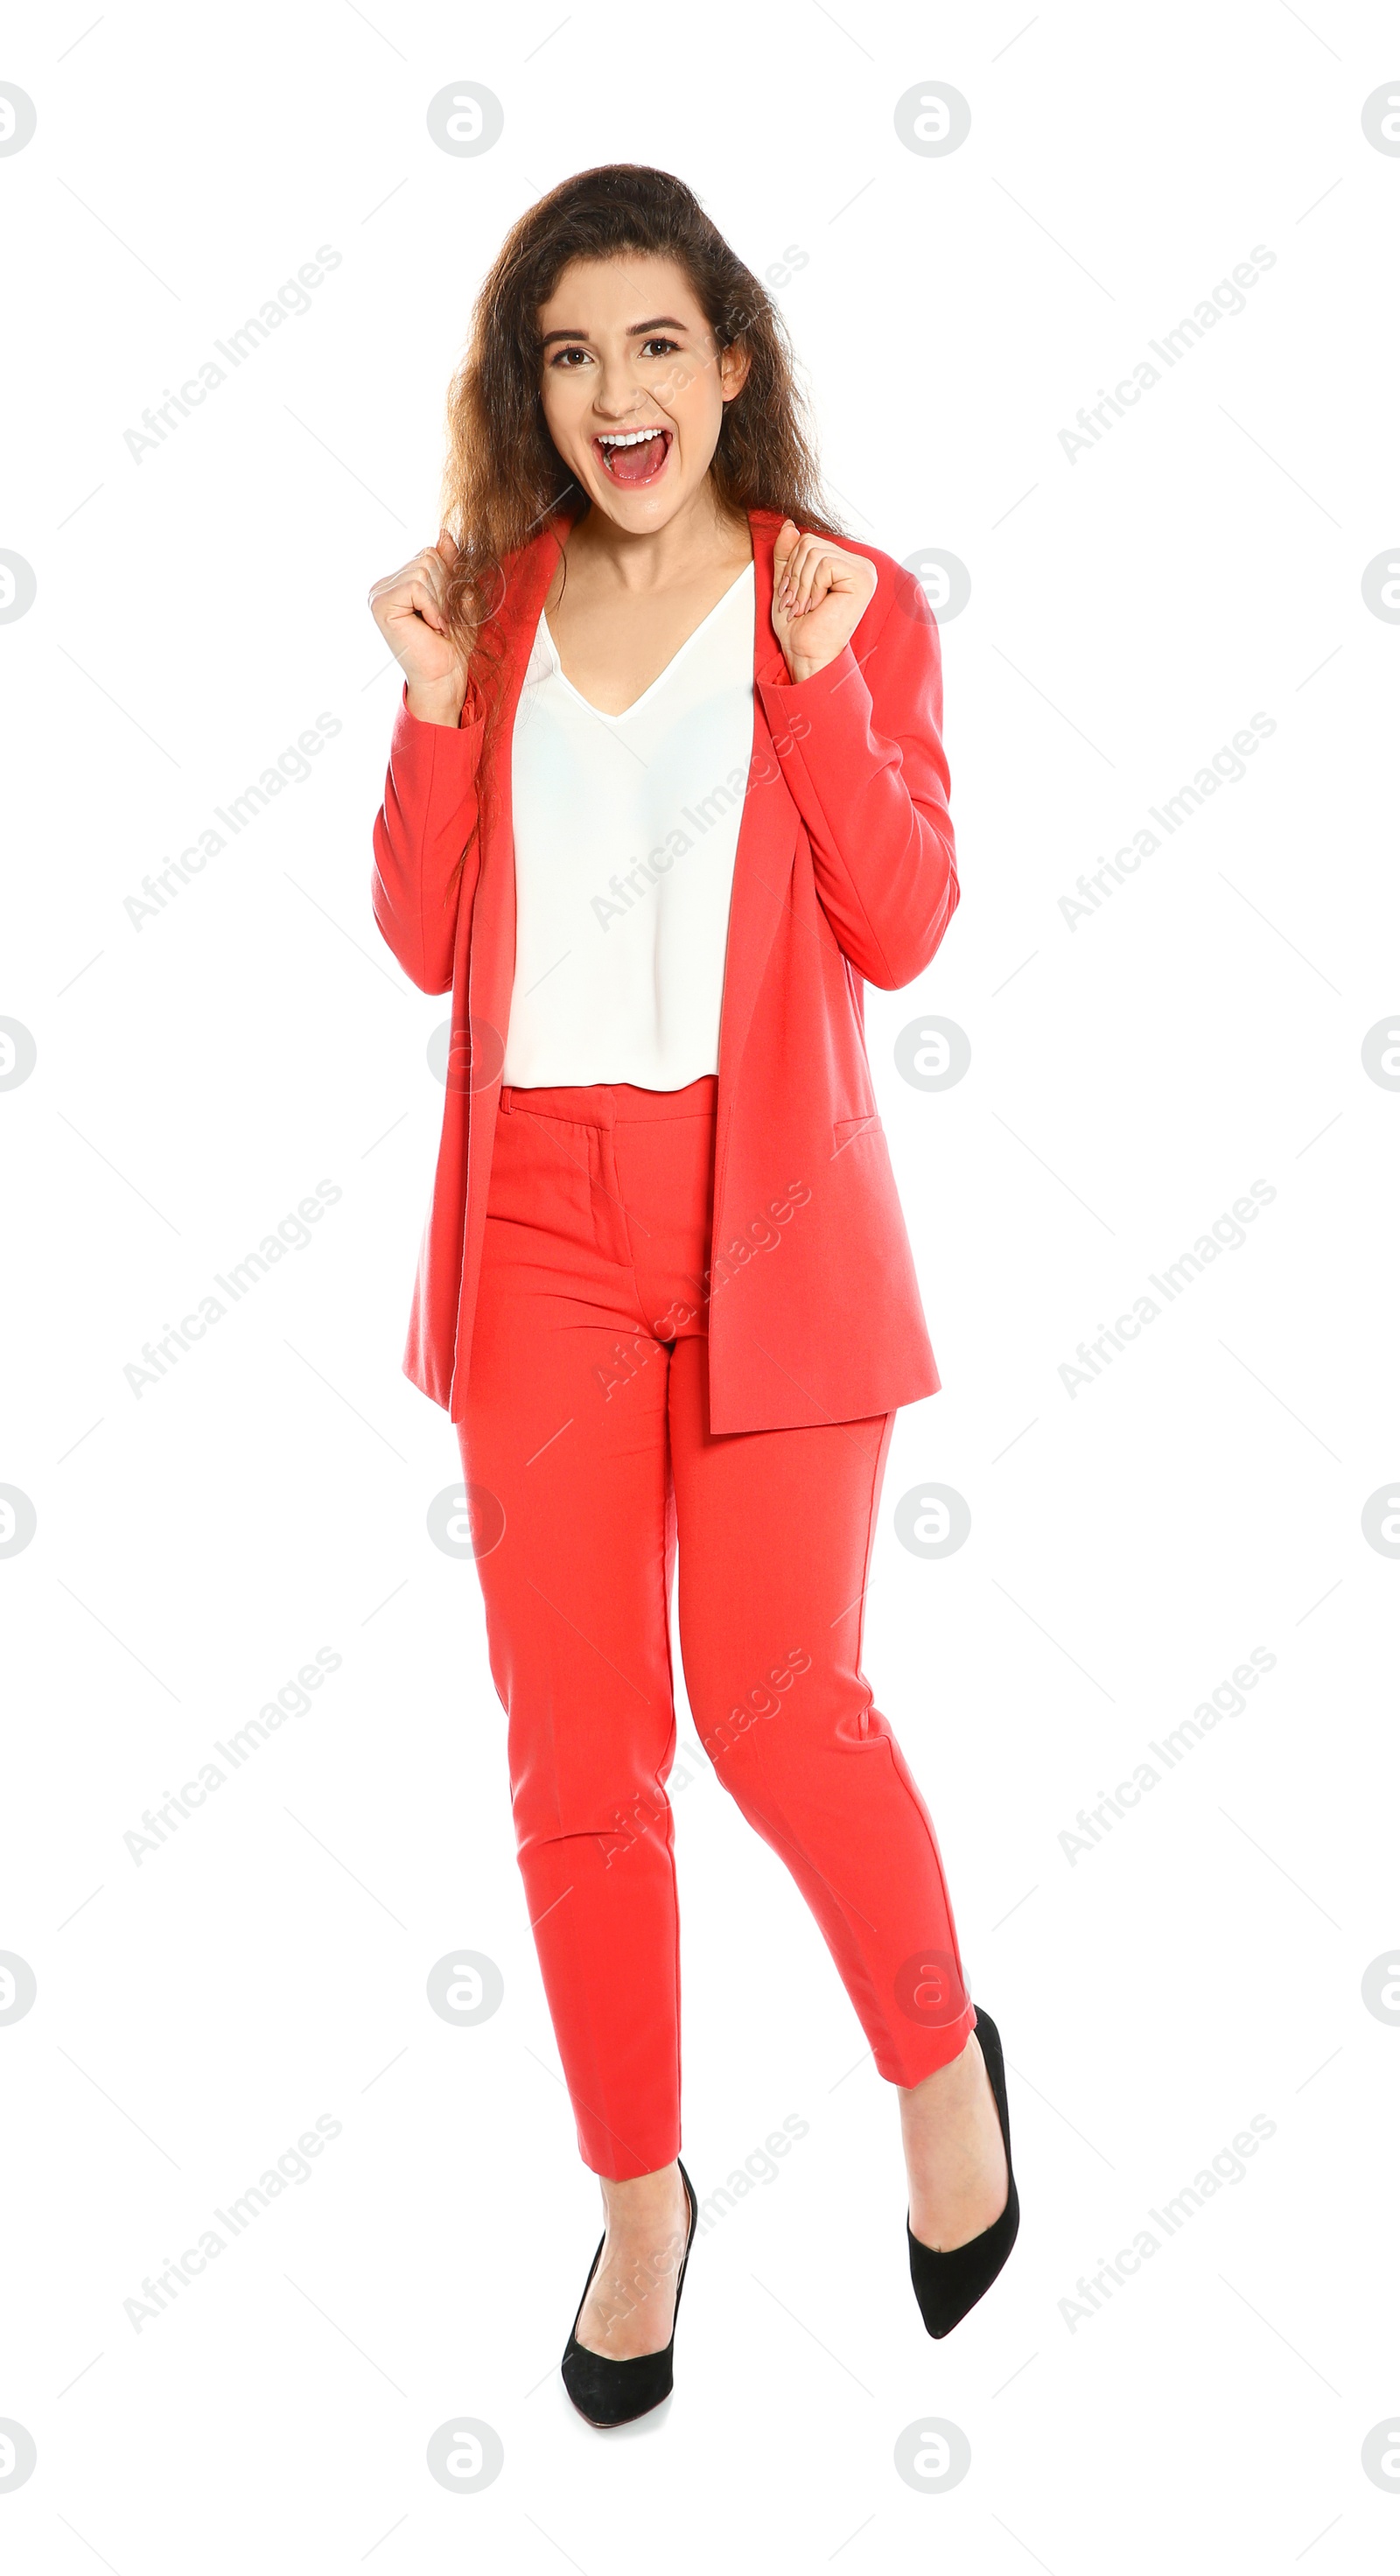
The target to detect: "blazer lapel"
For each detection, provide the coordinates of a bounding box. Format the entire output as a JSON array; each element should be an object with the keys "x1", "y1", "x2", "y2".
[
  {"x1": 466, "y1": 512, "x2": 572, "y2": 1068},
  {"x1": 713, "y1": 509, "x2": 800, "y2": 1163}
]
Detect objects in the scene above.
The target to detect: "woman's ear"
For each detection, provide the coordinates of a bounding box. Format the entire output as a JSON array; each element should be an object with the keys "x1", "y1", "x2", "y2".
[{"x1": 718, "y1": 338, "x2": 752, "y2": 403}]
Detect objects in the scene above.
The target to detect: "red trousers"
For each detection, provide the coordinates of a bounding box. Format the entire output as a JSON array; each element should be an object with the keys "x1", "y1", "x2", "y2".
[{"x1": 456, "y1": 1076, "x2": 976, "y2": 2177}]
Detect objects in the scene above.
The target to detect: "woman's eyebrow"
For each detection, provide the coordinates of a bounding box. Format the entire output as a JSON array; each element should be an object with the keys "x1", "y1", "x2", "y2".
[{"x1": 540, "y1": 315, "x2": 689, "y2": 346}]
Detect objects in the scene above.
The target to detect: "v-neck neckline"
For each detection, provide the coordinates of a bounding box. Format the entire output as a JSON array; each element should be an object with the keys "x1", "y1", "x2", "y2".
[{"x1": 539, "y1": 560, "x2": 754, "y2": 723}]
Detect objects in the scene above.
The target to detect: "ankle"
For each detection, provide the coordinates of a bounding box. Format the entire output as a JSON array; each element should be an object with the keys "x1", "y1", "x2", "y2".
[
  {"x1": 900, "y1": 2031, "x2": 981, "y2": 2102},
  {"x1": 598, "y1": 2160, "x2": 686, "y2": 2235}
]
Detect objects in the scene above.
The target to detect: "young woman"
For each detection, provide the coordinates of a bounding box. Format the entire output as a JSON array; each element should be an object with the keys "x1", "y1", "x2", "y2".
[{"x1": 368, "y1": 164, "x2": 1018, "y2": 2427}]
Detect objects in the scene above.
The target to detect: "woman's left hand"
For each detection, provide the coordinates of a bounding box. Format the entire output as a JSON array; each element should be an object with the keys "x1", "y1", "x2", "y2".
[{"x1": 771, "y1": 520, "x2": 878, "y2": 682}]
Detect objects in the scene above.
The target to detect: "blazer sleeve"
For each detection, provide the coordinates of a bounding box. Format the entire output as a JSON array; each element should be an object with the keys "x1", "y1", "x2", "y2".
[
  {"x1": 371, "y1": 682, "x2": 487, "y2": 995},
  {"x1": 753, "y1": 572, "x2": 958, "y2": 990}
]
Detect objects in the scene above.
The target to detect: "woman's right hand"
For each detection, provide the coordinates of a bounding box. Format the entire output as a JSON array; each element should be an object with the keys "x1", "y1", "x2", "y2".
[{"x1": 368, "y1": 531, "x2": 473, "y2": 724}]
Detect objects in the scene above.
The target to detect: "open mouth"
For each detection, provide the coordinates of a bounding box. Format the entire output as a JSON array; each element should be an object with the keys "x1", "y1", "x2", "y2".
[{"x1": 593, "y1": 426, "x2": 673, "y2": 487}]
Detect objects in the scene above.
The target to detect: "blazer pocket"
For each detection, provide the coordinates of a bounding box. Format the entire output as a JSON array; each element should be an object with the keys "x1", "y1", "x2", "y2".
[{"x1": 832, "y1": 1114, "x2": 883, "y2": 1155}]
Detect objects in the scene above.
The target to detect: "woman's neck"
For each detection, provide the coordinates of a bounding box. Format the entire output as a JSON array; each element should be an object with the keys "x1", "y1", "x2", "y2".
[{"x1": 564, "y1": 481, "x2": 752, "y2": 597}]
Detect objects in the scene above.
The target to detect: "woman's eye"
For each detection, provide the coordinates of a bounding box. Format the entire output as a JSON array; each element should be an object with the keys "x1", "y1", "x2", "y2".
[
  {"x1": 549, "y1": 346, "x2": 591, "y2": 368},
  {"x1": 640, "y1": 338, "x2": 680, "y2": 358}
]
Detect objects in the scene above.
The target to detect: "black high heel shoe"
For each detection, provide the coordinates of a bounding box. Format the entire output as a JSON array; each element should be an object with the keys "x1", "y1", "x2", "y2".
[
  {"x1": 907, "y1": 2008, "x2": 1020, "y2": 2338},
  {"x1": 561, "y1": 2160, "x2": 698, "y2": 2426}
]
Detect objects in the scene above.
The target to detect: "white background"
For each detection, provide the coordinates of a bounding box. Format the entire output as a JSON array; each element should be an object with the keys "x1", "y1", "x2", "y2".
[{"x1": 3, "y1": 2, "x2": 1398, "y2": 2566}]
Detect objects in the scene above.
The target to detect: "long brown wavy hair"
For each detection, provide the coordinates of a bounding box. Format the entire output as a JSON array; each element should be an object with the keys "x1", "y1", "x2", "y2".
[{"x1": 438, "y1": 163, "x2": 842, "y2": 876}]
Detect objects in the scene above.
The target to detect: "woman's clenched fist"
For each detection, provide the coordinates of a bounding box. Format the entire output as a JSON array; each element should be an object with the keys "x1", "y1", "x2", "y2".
[
  {"x1": 770, "y1": 520, "x2": 878, "y2": 684},
  {"x1": 368, "y1": 531, "x2": 472, "y2": 725}
]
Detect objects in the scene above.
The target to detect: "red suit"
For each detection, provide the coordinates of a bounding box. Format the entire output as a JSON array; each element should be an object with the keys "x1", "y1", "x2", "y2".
[{"x1": 372, "y1": 511, "x2": 976, "y2": 2174}]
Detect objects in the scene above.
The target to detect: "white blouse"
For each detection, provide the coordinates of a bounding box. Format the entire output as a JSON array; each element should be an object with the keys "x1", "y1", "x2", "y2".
[{"x1": 501, "y1": 563, "x2": 756, "y2": 1088}]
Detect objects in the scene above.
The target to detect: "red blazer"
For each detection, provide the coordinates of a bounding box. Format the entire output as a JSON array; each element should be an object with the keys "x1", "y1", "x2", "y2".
[{"x1": 371, "y1": 505, "x2": 959, "y2": 1432}]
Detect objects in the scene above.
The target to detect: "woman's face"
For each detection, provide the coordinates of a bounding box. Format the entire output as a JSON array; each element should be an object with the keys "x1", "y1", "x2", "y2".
[{"x1": 536, "y1": 253, "x2": 750, "y2": 531}]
